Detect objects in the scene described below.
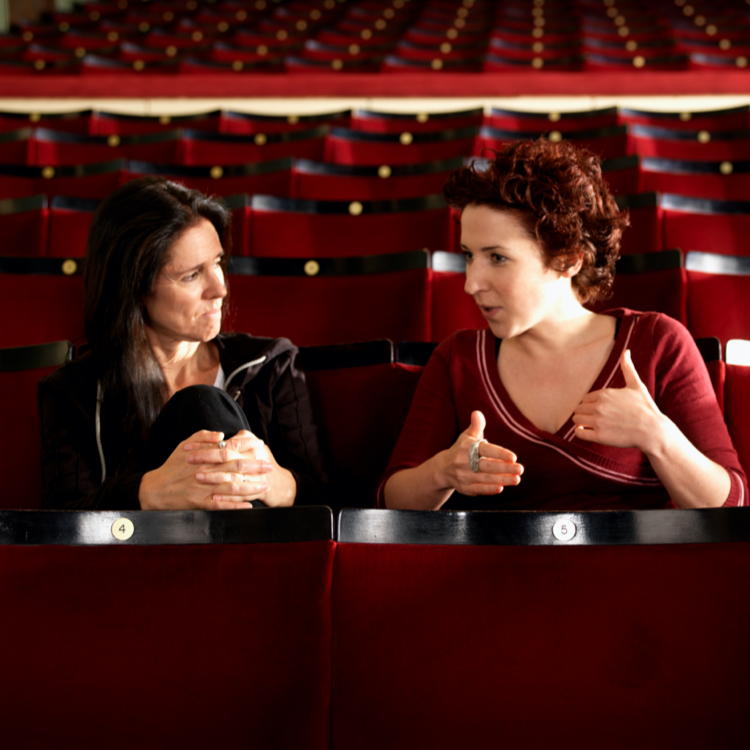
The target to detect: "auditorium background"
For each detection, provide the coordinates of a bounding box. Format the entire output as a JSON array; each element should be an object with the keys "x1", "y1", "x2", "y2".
[{"x1": 1, "y1": 0, "x2": 749, "y2": 747}]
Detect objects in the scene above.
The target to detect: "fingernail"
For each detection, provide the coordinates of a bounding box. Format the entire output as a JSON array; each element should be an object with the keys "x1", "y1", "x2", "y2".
[{"x1": 196, "y1": 472, "x2": 205, "y2": 481}]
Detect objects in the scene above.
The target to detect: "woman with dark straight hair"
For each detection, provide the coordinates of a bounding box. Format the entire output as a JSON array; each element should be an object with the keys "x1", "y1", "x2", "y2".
[{"x1": 39, "y1": 177, "x2": 326, "y2": 510}]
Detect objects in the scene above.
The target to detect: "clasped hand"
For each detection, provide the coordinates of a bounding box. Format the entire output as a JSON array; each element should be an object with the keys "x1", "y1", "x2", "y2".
[
  {"x1": 442, "y1": 410, "x2": 524, "y2": 496},
  {"x1": 139, "y1": 429, "x2": 290, "y2": 510}
]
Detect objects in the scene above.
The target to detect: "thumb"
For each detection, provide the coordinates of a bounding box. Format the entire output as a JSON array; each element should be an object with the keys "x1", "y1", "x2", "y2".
[
  {"x1": 467, "y1": 410, "x2": 486, "y2": 440},
  {"x1": 620, "y1": 349, "x2": 644, "y2": 389}
]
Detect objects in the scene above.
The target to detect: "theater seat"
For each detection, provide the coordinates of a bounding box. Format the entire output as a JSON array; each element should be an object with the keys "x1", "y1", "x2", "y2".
[
  {"x1": 0, "y1": 507, "x2": 335, "y2": 749},
  {"x1": 0, "y1": 194, "x2": 49, "y2": 256},
  {"x1": 351, "y1": 107, "x2": 484, "y2": 134},
  {"x1": 124, "y1": 158, "x2": 294, "y2": 198},
  {"x1": 326, "y1": 126, "x2": 479, "y2": 166},
  {"x1": 615, "y1": 192, "x2": 663, "y2": 255},
  {"x1": 291, "y1": 157, "x2": 462, "y2": 201},
  {"x1": 601, "y1": 155, "x2": 643, "y2": 195},
  {"x1": 0, "y1": 257, "x2": 85, "y2": 347},
  {"x1": 486, "y1": 106, "x2": 619, "y2": 133},
  {"x1": 641, "y1": 156, "x2": 750, "y2": 201},
  {"x1": 226, "y1": 252, "x2": 431, "y2": 346},
  {"x1": 477, "y1": 124, "x2": 630, "y2": 160},
  {"x1": 619, "y1": 104, "x2": 750, "y2": 132},
  {"x1": 694, "y1": 336, "x2": 725, "y2": 414},
  {"x1": 48, "y1": 196, "x2": 98, "y2": 258},
  {"x1": 332, "y1": 508, "x2": 750, "y2": 750},
  {"x1": 685, "y1": 251, "x2": 750, "y2": 343},
  {"x1": 587, "y1": 249, "x2": 687, "y2": 325},
  {"x1": 0, "y1": 340, "x2": 70, "y2": 509},
  {"x1": 178, "y1": 126, "x2": 328, "y2": 166},
  {"x1": 249, "y1": 194, "x2": 453, "y2": 258},
  {"x1": 725, "y1": 341, "x2": 750, "y2": 475},
  {"x1": 92, "y1": 109, "x2": 222, "y2": 136},
  {"x1": 631, "y1": 124, "x2": 750, "y2": 161},
  {"x1": 299, "y1": 340, "x2": 425, "y2": 510},
  {"x1": 661, "y1": 193, "x2": 750, "y2": 257},
  {"x1": 221, "y1": 109, "x2": 350, "y2": 135},
  {"x1": 431, "y1": 250, "x2": 487, "y2": 343},
  {"x1": 33, "y1": 127, "x2": 182, "y2": 166}
]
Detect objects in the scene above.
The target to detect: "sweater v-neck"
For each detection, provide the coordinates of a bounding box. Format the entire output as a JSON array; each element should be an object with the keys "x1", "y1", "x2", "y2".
[{"x1": 485, "y1": 310, "x2": 636, "y2": 441}]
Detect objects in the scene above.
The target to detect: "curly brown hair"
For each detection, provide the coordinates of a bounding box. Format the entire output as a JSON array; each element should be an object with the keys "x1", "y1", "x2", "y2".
[{"x1": 443, "y1": 138, "x2": 628, "y2": 303}]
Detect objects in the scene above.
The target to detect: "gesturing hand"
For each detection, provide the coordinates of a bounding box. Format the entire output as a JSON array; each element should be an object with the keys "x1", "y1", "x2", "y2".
[
  {"x1": 573, "y1": 349, "x2": 663, "y2": 451},
  {"x1": 440, "y1": 410, "x2": 523, "y2": 496}
]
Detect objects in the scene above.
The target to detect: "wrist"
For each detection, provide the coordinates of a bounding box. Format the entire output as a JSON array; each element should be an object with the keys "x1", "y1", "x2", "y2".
[{"x1": 138, "y1": 470, "x2": 158, "y2": 510}]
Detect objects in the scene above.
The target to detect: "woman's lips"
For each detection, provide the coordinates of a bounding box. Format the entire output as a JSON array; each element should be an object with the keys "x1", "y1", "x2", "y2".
[{"x1": 479, "y1": 305, "x2": 500, "y2": 319}]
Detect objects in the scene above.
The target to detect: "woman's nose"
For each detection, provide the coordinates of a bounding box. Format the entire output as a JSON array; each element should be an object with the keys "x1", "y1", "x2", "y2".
[
  {"x1": 208, "y1": 268, "x2": 227, "y2": 298},
  {"x1": 464, "y1": 259, "x2": 488, "y2": 296}
]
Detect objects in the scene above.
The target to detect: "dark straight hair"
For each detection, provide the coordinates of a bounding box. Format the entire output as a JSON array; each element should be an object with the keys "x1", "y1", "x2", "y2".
[{"x1": 84, "y1": 176, "x2": 232, "y2": 441}]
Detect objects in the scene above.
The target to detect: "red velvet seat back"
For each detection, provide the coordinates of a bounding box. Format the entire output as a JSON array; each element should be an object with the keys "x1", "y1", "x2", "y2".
[
  {"x1": 124, "y1": 159, "x2": 294, "y2": 199},
  {"x1": 326, "y1": 127, "x2": 478, "y2": 166},
  {"x1": 0, "y1": 195, "x2": 49, "y2": 256},
  {"x1": 685, "y1": 252, "x2": 750, "y2": 342},
  {"x1": 431, "y1": 251, "x2": 487, "y2": 343},
  {"x1": 587, "y1": 250, "x2": 687, "y2": 325},
  {"x1": 302, "y1": 342, "x2": 425, "y2": 509},
  {"x1": 662, "y1": 195, "x2": 750, "y2": 256},
  {"x1": 34, "y1": 129, "x2": 181, "y2": 166},
  {"x1": 291, "y1": 159, "x2": 460, "y2": 202},
  {"x1": 725, "y1": 363, "x2": 750, "y2": 476},
  {"x1": 32, "y1": 162, "x2": 126, "y2": 200},
  {"x1": 0, "y1": 521, "x2": 334, "y2": 749},
  {"x1": 0, "y1": 265, "x2": 85, "y2": 347},
  {"x1": 616, "y1": 193, "x2": 663, "y2": 255},
  {"x1": 178, "y1": 128, "x2": 327, "y2": 166},
  {"x1": 225, "y1": 254, "x2": 432, "y2": 346},
  {"x1": 332, "y1": 511, "x2": 750, "y2": 750},
  {"x1": 47, "y1": 197, "x2": 97, "y2": 258},
  {"x1": 641, "y1": 159, "x2": 750, "y2": 201},
  {"x1": 249, "y1": 197, "x2": 453, "y2": 258},
  {"x1": 631, "y1": 125, "x2": 750, "y2": 161},
  {"x1": 0, "y1": 341, "x2": 69, "y2": 509}
]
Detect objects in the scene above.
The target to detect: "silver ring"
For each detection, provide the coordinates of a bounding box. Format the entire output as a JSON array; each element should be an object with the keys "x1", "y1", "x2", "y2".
[
  {"x1": 217, "y1": 440, "x2": 226, "y2": 450},
  {"x1": 468, "y1": 439, "x2": 483, "y2": 473}
]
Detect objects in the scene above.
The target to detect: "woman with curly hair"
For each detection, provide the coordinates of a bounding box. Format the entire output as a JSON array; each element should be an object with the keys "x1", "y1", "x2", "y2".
[{"x1": 378, "y1": 138, "x2": 746, "y2": 511}]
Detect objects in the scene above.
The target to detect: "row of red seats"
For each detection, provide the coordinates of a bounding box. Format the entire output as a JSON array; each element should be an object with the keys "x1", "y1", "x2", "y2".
[
  {"x1": 1, "y1": 248, "x2": 748, "y2": 351},
  {"x1": 3, "y1": 186, "x2": 750, "y2": 260},
  {"x1": 6, "y1": 103, "x2": 750, "y2": 137},
  {"x1": 2, "y1": 504, "x2": 747, "y2": 749},
  {"x1": 9, "y1": 121, "x2": 750, "y2": 164},
  {"x1": 5, "y1": 0, "x2": 750, "y2": 73},
  {"x1": 4, "y1": 149, "x2": 750, "y2": 201},
  {"x1": 3, "y1": 328, "x2": 749, "y2": 511}
]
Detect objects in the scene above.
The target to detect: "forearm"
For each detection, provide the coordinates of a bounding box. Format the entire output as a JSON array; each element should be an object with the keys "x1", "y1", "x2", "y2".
[
  {"x1": 644, "y1": 415, "x2": 732, "y2": 509},
  {"x1": 383, "y1": 452, "x2": 454, "y2": 510}
]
